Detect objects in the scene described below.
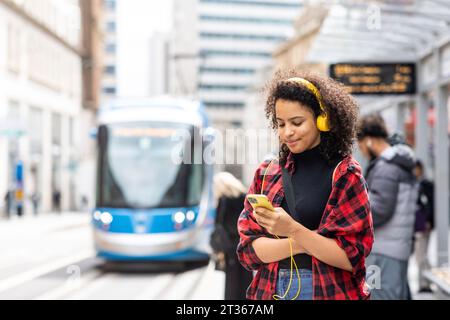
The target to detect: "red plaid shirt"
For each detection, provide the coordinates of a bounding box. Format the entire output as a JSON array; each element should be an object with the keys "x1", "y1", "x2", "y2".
[{"x1": 237, "y1": 153, "x2": 374, "y2": 300}]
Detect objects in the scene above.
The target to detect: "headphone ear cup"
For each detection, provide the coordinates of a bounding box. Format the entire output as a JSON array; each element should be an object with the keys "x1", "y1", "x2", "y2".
[{"x1": 317, "y1": 114, "x2": 330, "y2": 132}]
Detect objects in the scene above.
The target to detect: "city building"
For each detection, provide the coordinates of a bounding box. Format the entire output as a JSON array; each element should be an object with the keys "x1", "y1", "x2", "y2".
[
  {"x1": 0, "y1": 0, "x2": 103, "y2": 215},
  {"x1": 170, "y1": 0, "x2": 301, "y2": 126},
  {"x1": 170, "y1": 0, "x2": 301, "y2": 177}
]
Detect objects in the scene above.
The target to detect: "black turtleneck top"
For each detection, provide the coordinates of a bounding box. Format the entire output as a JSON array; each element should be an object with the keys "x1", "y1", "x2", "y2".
[{"x1": 278, "y1": 145, "x2": 342, "y2": 270}]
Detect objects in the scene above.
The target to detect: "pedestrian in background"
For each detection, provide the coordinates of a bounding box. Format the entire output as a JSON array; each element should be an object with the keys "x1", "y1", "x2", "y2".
[
  {"x1": 81, "y1": 195, "x2": 89, "y2": 212},
  {"x1": 357, "y1": 114, "x2": 418, "y2": 300},
  {"x1": 53, "y1": 190, "x2": 61, "y2": 212},
  {"x1": 413, "y1": 159, "x2": 434, "y2": 293},
  {"x1": 3, "y1": 189, "x2": 13, "y2": 219},
  {"x1": 211, "y1": 172, "x2": 253, "y2": 300},
  {"x1": 31, "y1": 192, "x2": 40, "y2": 216}
]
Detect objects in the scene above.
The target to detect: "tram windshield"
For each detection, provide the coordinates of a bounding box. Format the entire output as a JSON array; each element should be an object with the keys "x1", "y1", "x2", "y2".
[{"x1": 96, "y1": 122, "x2": 203, "y2": 209}]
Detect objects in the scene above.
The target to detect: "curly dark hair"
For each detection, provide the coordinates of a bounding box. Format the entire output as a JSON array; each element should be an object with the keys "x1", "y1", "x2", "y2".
[{"x1": 264, "y1": 69, "x2": 359, "y2": 165}]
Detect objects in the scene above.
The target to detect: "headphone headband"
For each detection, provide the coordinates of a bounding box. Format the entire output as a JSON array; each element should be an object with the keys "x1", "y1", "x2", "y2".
[
  {"x1": 286, "y1": 77, "x2": 326, "y2": 113},
  {"x1": 285, "y1": 77, "x2": 330, "y2": 132}
]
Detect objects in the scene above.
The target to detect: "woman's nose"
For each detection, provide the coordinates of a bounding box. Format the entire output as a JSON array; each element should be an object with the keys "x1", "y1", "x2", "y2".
[{"x1": 286, "y1": 127, "x2": 295, "y2": 136}]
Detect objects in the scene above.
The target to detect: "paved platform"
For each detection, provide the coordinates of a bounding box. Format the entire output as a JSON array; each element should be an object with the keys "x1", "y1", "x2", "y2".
[{"x1": 408, "y1": 230, "x2": 450, "y2": 300}]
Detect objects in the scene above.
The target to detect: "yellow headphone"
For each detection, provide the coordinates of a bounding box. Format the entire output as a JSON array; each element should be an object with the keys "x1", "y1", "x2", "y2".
[{"x1": 286, "y1": 77, "x2": 331, "y2": 132}]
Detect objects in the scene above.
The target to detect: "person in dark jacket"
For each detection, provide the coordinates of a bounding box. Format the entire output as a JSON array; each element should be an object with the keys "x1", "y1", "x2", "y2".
[
  {"x1": 4, "y1": 189, "x2": 13, "y2": 218},
  {"x1": 357, "y1": 114, "x2": 418, "y2": 300},
  {"x1": 413, "y1": 159, "x2": 434, "y2": 293},
  {"x1": 211, "y1": 172, "x2": 253, "y2": 300}
]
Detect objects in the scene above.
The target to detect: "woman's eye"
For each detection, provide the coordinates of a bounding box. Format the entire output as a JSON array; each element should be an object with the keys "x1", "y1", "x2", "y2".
[
  {"x1": 278, "y1": 123, "x2": 285, "y2": 128},
  {"x1": 293, "y1": 122, "x2": 303, "y2": 126}
]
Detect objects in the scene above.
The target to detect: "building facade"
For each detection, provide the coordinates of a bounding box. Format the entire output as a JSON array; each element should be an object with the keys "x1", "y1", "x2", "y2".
[
  {"x1": 0, "y1": 0, "x2": 102, "y2": 216},
  {"x1": 273, "y1": 4, "x2": 328, "y2": 74}
]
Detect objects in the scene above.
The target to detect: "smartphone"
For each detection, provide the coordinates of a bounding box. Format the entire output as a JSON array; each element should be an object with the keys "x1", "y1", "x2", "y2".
[{"x1": 246, "y1": 194, "x2": 275, "y2": 211}]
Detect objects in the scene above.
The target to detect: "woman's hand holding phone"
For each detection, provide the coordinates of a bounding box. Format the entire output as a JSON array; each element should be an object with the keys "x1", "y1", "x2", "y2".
[{"x1": 253, "y1": 205, "x2": 301, "y2": 238}]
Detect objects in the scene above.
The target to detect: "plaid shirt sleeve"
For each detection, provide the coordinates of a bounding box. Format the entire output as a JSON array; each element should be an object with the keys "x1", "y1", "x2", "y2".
[
  {"x1": 236, "y1": 161, "x2": 270, "y2": 271},
  {"x1": 320, "y1": 164, "x2": 374, "y2": 275}
]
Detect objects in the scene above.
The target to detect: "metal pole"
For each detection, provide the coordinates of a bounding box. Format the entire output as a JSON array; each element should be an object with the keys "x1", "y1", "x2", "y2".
[
  {"x1": 434, "y1": 45, "x2": 449, "y2": 266},
  {"x1": 415, "y1": 59, "x2": 429, "y2": 170},
  {"x1": 415, "y1": 93, "x2": 429, "y2": 168},
  {"x1": 396, "y1": 102, "x2": 406, "y2": 133}
]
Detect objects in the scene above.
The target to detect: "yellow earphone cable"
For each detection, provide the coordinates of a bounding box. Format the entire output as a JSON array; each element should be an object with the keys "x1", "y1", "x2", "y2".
[
  {"x1": 261, "y1": 159, "x2": 301, "y2": 300},
  {"x1": 273, "y1": 238, "x2": 301, "y2": 300}
]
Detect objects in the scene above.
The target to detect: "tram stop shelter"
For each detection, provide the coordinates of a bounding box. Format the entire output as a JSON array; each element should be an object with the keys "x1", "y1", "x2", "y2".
[{"x1": 300, "y1": 0, "x2": 450, "y2": 296}]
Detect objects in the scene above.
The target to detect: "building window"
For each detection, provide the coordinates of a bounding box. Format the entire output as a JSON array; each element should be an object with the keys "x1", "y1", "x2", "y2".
[
  {"x1": 103, "y1": 87, "x2": 116, "y2": 94},
  {"x1": 199, "y1": 84, "x2": 247, "y2": 91},
  {"x1": 105, "y1": 0, "x2": 116, "y2": 11},
  {"x1": 199, "y1": 50, "x2": 271, "y2": 58},
  {"x1": 199, "y1": 0, "x2": 301, "y2": 8},
  {"x1": 106, "y1": 21, "x2": 116, "y2": 33},
  {"x1": 104, "y1": 65, "x2": 116, "y2": 75},
  {"x1": 105, "y1": 43, "x2": 116, "y2": 54},
  {"x1": 199, "y1": 32, "x2": 285, "y2": 42},
  {"x1": 199, "y1": 15, "x2": 293, "y2": 25},
  {"x1": 199, "y1": 67, "x2": 255, "y2": 74}
]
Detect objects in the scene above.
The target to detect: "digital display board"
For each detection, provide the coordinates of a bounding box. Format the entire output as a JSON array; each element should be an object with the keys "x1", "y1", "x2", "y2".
[{"x1": 329, "y1": 63, "x2": 416, "y2": 95}]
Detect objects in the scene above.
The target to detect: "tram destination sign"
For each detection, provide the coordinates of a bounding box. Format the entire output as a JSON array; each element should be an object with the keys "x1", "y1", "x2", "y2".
[{"x1": 329, "y1": 63, "x2": 416, "y2": 95}]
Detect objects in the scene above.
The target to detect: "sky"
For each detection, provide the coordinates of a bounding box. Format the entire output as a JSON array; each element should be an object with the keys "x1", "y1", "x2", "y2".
[{"x1": 117, "y1": 0, "x2": 173, "y2": 97}]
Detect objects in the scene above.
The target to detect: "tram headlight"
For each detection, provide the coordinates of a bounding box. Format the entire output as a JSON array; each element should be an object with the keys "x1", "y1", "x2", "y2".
[
  {"x1": 186, "y1": 210, "x2": 195, "y2": 222},
  {"x1": 100, "y1": 212, "x2": 113, "y2": 225},
  {"x1": 173, "y1": 211, "x2": 186, "y2": 224},
  {"x1": 93, "y1": 211, "x2": 102, "y2": 221}
]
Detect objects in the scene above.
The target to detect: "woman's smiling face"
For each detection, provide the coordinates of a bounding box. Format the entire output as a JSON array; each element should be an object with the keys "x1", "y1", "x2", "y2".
[{"x1": 275, "y1": 99, "x2": 321, "y2": 154}]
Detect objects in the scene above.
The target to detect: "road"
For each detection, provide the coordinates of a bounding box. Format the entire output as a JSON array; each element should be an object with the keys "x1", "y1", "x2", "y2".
[{"x1": 0, "y1": 213, "x2": 225, "y2": 300}]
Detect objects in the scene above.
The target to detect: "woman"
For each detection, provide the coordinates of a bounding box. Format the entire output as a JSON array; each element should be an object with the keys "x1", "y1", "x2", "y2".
[
  {"x1": 237, "y1": 70, "x2": 374, "y2": 300},
  {"x1": 212, "y1": 172, "x2": 253, "y2": 300}
]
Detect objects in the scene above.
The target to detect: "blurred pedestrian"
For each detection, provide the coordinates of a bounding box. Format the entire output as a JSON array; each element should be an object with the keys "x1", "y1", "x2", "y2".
[
  {"x1": 210, "y1": 172, "x2": 252, "y2": 300},
  {"x1": 53, "y1": 190, "x2": 61, "y2": 212},
  {"x1": 413, "y1": 159, "x2": 434, "y2": 293},
  {"x1": 15, "y1": 188, "x2": 24, "y2": 218},
  {"x1": 3, "y1": 189, "x2": 12, "y2": 218},
  {"x1": 357, "y1": 114, "x2": 418, "y2": 300},
  {"x1": 237, "y1": 71, "x2": 373, "y2": 300},
  {"x1": 81, "y1": 195, "x2": 89, "y2": 212},
  {"x1": 31, "y1": 192, "x2": 40, "y2": 216}
]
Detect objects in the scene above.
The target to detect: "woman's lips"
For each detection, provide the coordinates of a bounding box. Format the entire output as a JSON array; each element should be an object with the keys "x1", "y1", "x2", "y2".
[{"x1": 286, "y1": 140, "x2": 300, "y2": 147}]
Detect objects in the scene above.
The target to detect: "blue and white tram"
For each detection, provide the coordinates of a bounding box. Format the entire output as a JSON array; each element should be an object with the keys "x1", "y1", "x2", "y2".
[{"x1": 93, "y1": 97, "x2": 216, "y2": 261}]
